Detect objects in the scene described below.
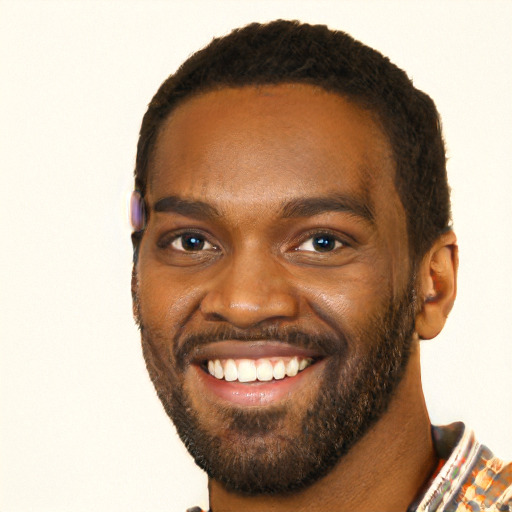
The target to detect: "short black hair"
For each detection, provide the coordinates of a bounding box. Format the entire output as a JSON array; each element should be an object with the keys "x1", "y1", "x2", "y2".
[{"x1": 134, "y1": 19, "x2": 451, "y2": 264}]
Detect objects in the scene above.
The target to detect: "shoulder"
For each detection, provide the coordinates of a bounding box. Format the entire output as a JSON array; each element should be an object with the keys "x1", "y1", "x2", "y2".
[
  {"x1": 456, "y1": 455, "x2": 512, "y2": 511},
  {"x1": 415, "y1": 423, "x2": 512, "y2": 511}
]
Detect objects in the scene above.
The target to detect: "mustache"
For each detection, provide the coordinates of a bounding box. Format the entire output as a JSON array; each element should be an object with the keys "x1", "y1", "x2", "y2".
[{"x1": 174, "y1": 324, "x2": 348, "y2": 371}]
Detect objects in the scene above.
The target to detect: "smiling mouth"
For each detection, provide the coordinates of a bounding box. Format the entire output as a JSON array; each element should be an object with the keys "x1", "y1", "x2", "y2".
[
  {"x1": 204, "y1": 356, "x2": 315, "y2": 383},
  {"x1": 188, "y1": 340, "x2": 325, "y2": 405}
]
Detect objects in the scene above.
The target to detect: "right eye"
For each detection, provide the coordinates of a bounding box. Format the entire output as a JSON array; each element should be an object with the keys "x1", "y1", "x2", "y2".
[{"x1": 170, "y1": 233, "x2": 215, "y2": 252}]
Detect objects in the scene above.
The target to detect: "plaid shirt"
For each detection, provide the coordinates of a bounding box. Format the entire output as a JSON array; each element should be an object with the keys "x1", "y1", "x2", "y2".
[
  {"x1": 188, "y1": 422, "x2": 511, "y2": 512},
  {"x1": 411, "y1": 422, "x2": 511, "y2": 511}
]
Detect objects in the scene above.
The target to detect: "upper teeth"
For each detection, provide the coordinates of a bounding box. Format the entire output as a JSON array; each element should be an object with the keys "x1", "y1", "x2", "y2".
[{"x1": 206, "y1": 356, "x2": 313, "y2": 382}]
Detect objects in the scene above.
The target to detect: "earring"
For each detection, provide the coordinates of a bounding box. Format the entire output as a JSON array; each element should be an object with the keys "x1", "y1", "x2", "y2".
[{"x1": 425, "y1": 292, "x2": 436, "y2": 303}]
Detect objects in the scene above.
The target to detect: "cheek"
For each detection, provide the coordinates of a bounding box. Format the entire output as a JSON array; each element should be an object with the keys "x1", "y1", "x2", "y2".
[
  {"x1": 137, "y1": 264, "x2": 203, "y2": 342},
  {"x1": 296, "y1": 261, "x2": 391, "y2": 326}
]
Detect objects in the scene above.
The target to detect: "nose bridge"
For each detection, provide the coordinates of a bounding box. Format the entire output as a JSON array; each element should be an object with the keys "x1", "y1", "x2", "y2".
[{"x1": 200, "y1": 243, "x2": 298, "y2": 328}]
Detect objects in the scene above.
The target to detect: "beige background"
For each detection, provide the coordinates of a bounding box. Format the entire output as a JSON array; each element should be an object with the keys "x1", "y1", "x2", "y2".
[{"x1": 1, "y1": 1, "x2": 511, "y2": 511}]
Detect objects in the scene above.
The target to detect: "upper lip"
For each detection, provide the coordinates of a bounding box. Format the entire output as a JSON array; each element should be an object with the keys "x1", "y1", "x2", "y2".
[{"x1": 190, "y1": 340, "x2": 324, "y2": 363}]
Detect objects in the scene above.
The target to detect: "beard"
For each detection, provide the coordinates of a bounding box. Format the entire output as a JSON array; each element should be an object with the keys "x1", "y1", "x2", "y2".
[{"x1": 136, "y1": 280, "x2": 417, "y2": 496}]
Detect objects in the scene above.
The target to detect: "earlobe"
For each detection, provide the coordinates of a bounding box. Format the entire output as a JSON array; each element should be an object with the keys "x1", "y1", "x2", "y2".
[{"x1": 415, "y1": 230, "x2": 458, "y2": 340}]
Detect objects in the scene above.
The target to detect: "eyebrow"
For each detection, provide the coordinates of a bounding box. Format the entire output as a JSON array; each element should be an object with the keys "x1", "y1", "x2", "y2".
[
  {"x1": 152, "y1": 193, "x2": 375, "y2": 224},
  {"x1": 280, "y1": 194, "x2": 375, "y2": 223},
  {"x1": 153, "y1": 196, "x2": 221, "y2": 219}
]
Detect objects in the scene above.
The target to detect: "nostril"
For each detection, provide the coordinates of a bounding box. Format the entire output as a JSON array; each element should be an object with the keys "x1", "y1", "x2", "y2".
[{"x1": 208, "y1": 312, "x2": 226, "y2": 322}]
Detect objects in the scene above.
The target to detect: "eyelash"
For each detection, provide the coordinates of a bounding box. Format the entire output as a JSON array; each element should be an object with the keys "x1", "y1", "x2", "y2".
[
  {"x1": 158, "y1": 230, "x2": 351, "y2": 254},
  {"x1": 157, "y1": 230, "x2": 218, "y2": 252},
  {"x1": 295, "y1": 231, "x2": 350, "y2": 253}
]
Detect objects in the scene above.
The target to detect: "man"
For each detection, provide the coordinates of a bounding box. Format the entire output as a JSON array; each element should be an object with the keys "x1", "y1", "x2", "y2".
[{"x1": 130, "y1": 20, "x2": 511, "y2": 511}]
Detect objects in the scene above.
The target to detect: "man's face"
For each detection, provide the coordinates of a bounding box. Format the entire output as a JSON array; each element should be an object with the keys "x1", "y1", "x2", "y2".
[{"x1": 134, "y1": 84, "x2": 416, "y2": 494}]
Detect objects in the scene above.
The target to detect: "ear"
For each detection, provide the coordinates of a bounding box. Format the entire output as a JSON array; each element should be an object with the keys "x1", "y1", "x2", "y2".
[{"x1": 415, "y1": 230, "x2": 458, "y2": 340}]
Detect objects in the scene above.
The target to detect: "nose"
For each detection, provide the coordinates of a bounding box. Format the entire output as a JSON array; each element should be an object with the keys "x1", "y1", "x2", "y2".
[{"x1": 200, "y1": 250, "x2": 299, "y2": 329}]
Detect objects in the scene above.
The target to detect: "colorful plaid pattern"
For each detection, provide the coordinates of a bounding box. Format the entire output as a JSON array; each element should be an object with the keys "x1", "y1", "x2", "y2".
[
  {"x1": 414, "y1": 423, "x2": 512, "y2": 511},
  {"x1": 188, "y1": 423, "x2": 511, "y2": 512}
]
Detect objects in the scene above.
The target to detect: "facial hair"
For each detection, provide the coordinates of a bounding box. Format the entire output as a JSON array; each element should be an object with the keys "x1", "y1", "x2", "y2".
[{"x1": 136, "y1": 282, "x2": 417, "y2": 496}]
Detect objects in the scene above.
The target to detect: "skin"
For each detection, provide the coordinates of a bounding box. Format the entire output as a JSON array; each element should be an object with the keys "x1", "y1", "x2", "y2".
[{"x1": 135, "y1": 84, "x2": 458, "y2": 511}]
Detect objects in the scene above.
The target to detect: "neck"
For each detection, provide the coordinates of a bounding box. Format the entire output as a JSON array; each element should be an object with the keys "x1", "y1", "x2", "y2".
[{"x1": 208, "y1": 343, "x2": 436, "y2": 512}]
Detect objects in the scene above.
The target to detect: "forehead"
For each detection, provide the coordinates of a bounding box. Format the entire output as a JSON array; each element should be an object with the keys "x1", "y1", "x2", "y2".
[{"x1": 148, "y1": 84, "x2": 400, "y2": 218}]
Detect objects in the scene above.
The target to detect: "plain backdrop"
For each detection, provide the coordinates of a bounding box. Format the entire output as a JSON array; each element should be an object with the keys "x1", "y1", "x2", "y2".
[{"x1": 1, "y1": 1, "x2": 511, "y2": 511}]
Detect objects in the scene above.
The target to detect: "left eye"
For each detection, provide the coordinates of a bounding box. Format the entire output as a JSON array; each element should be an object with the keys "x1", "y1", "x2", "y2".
[
  {"x1": 297, "y1": 234, "x2": 345, "y2": 253},
  {"x1": 171, "y1": 233, "x2": 215, "y2": 252}
]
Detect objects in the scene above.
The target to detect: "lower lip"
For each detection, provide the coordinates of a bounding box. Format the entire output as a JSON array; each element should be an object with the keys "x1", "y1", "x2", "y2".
[{"x1": 191, "y1": 361, "x2": 325, "y2": 407}]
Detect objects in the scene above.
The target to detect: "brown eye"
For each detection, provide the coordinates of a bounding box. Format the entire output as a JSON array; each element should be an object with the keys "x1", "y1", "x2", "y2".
[
  {"x1": 297, "y1": 234, "x2": 345, "y2": 253},
  {"x1": 171, "y1": 233, "x2": 215, "y2": 252}
]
